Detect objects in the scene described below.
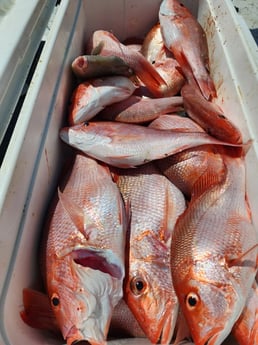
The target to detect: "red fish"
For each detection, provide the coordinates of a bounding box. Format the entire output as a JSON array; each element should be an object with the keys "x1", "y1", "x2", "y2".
[
  {"x1": 41, "y1": 153, "x2": 127, "y2": 345},
  {"x1": 59, "y1": 121, "x2": 241, "y2": 169},
  {"x1": 21, "y1": 288, "x2": 146, "y2": 340},
  {"x1": 171, "y1": 150, "x2": 258, "y2": 345},
  {"x1": 68, "y1": 76, "x2": 137, "y2": 125},
  {"x1": 141, "y1": 23, "x2": 185, "y2": 96},
  {"x1": 159, "y1": 0, "x2": 216, "y2": 100},
  {"x1": 86, "y1": 30, "x2": 169, "y2": 97},
  {"x1": 115, "y1": 163, "x2": 186, "y2": 343},
  {"x1": 98, "y1": 95, "x2": 183, "y2": 123},
  {"x1": 181, "y1": 81, "x2": 243, "y2": 144}
]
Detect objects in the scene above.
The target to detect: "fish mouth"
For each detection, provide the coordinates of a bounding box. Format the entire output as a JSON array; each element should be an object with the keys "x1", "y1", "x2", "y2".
[
  {"x1": 155, "y1": 301, "x2": 178, "y2": 344},
  {"x1": 201, "y1": 333, "x2": 220, "y2": 345},
  {"x1": 66, "y1": 328, "x2": 84, "y2": 345},
  {"x1": 159, "y1": 311, "x2": 174, "y2": 344}
]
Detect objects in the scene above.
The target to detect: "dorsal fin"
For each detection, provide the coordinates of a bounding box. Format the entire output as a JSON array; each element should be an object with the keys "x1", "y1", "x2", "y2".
[{"x1": 58, "y1": 188, "x2": 96, "y2": 240}]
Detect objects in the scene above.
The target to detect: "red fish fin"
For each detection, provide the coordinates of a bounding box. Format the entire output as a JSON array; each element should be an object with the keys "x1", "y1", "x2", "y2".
[
  {"x1": 124, "y1": 199, "x2": 131, "y2": 230},
  {"x1": 129, "y1": 50, "x2": 168, "y2": 97},
  {"x1": 58, "y1": 188, "x2": 95, "y2": 239},
  {"x1": 175, "y1": 51, "x2": 196, "y2": 87},
  {"x1": 227, "y1": 244, "x2": 258, "y2": 268},
  {"x1": 20, "y1": 288, "x2": 59, "y2": 333},
  {"x1": 177, "y1": 51, "x2": 216, "y2": 100},
  {"x1": 161, "y1": 187, "x2": 177, "y2": 243}
]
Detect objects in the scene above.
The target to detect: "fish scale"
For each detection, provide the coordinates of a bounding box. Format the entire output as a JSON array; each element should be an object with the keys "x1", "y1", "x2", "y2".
[
  {"x1": 60, "y1": 121, "x2": 241, "y2": 169},
  {"x1": 171, "y1": 151, "x2": 258, "y2": 345},
  {"x1": 43, "y1": 153, "x2": 127, "y2": 345},
  {"x1": 114, "y1": 162, "x2": 186, "y2": 344}
]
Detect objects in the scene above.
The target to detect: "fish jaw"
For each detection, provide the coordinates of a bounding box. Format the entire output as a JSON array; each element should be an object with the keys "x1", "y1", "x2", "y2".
[
  {"x1": 47, "y1": 254, "x2": 124, "y2": 345},
  {"x1": 172, "y1": 260, "x2": 246, "y2": 345},
  {"x1": 124, "y1": 264, "x2": 179, "y2": 344}
]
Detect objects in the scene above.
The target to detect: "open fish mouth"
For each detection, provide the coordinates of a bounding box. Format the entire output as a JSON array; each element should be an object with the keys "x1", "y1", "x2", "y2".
[
  {"x1": 203, "y1": 333, "x2": 220, "y2": 345},
  {"x1": 159, "y1": 305, "x2": 177, "y2": 344}
]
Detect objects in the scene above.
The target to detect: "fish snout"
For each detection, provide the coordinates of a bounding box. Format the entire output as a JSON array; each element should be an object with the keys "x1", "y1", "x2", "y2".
[
  {"x1": 193, "y1": 331, "x2": 222, "y2": 345},
  {"x1": 70, "y1": 340, "x2": 106, "y2": 345},
  {"x1": 65, "y1": 326, "x2": 84, "y2": 345}
]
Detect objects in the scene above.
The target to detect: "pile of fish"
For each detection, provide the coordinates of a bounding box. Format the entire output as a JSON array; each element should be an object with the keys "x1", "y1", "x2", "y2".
[{"x1": 20, "y1": 0, "x2": 258, "y2": 344}]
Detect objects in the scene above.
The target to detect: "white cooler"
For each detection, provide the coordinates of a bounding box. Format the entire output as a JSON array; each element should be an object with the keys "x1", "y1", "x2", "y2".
[{"x1": 0, "y1": 1, "x2": 257, "y2": 344}]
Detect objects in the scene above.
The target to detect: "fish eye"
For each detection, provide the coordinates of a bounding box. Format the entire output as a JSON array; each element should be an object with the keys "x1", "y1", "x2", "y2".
[
  {"x1": 130, "y1": 276, "x2": 147, "y2": 295},
  {"x1": 51, "y1": 293, "x2": 60, "y2": 308},
  {"x1": 83, "y1": 121, "x2": 89, "y2": 126},
  {"x1": 185, "y1": 292, "x2": 199, "y2": 310}
]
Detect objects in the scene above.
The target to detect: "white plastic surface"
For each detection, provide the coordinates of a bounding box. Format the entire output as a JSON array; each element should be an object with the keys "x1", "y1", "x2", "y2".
[
  {"x1": 0, "y1": 0, "x2": 55, "y2": 144},
  {"x1": 0, "y1": 0, "x2": 257, "y2": 344}
]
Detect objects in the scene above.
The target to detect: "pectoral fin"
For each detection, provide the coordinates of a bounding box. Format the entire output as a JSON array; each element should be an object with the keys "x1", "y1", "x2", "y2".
[
  {"x1": 58, "y1": 188, "x2": 96, "y2": 240},
  {"x1": 227, "y1": 244, "x2": 258, "y2": 269}
]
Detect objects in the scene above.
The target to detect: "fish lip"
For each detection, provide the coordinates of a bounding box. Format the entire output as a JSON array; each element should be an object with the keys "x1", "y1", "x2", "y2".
[
  {"x1": 199, "y1": 333, "x2": 219, "y2": 345},
  {"x1": 159, "y1": 304, "x2": 177, "y2": 344},
  {"x1": 65, "y1": 326, "x2": 84, "y2": 345}
]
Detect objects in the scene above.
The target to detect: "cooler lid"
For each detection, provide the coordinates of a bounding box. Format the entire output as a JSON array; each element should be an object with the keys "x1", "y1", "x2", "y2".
[{"x1": 0, "y1": 0, "x2": 57, "y2": 146}]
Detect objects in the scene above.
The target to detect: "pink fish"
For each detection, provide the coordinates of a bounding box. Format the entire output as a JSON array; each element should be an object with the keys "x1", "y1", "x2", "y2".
[
  {"x1": 159, "y1": 0, "x2": 216, "y2": 100},
  {"x1": 114, "y1": 163, "x2": 186, "y2": 343},
  {"x1": 181, "y1": 81, "x2": 242, "y2": 144},
  {"x1": 86, "y1": 30, "x2": 169, "y2": 97},
  {"x1": 68, "y1": 76, "x2": 137, "y2": 125},
  {"x1": 41, "y1": 153, "x2": 127, "y2": 345},
  {"x1": 141, "y1": 22, "x2": 185, "y2": 96},
  {"x1": 59, "y1": 121, "x2": 241, "y2": 169},
  {"x1": 171, "y1": 150, "x2": 258, "y2": 345},
  {"x1": 98, "y1": 95, "x2": 183, "y2": 123}
]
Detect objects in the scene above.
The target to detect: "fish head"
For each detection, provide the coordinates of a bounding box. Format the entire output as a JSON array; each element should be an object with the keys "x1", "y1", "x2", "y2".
[
  {"x1": 173, "y1": 259, "x2": 245, "y2": 345},
  {"x1": 59, "y1": 122, "x2": 111, "y2": 156},
  {"x1": 124, "y1": 261, "x2": 179, "y2": 344},
  {"x1": 60, "y1": 122, "x2": 104, "y2": 147},
  {"x1": 47, "y1": 252, "x2": 124, "y2": 345}
]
